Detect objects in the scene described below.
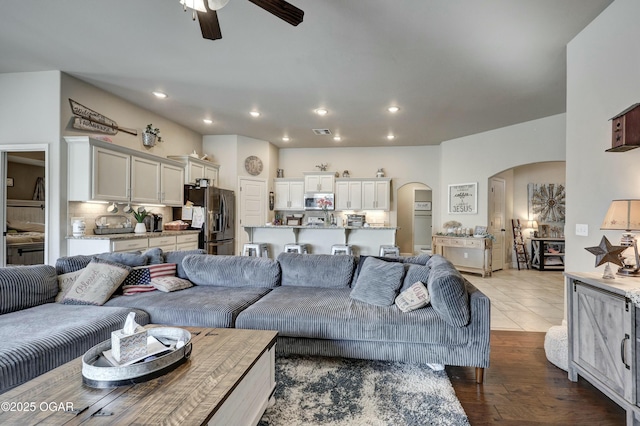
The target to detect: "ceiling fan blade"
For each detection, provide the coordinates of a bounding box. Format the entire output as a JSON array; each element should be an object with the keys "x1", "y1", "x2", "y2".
[
  {"x1": 248, "y1": 0, "x2": 304, "y2": 26},
  {"x1": 196, "y1": 8, "x2": 222, "y2": 40}
]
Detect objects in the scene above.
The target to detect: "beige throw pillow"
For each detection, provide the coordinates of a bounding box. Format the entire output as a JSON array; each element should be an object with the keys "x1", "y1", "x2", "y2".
[
  {"x1": 62, "y1": 258, "x2": 131, "y2": 305},
  {"x1": 56, "y1": 269, "x2": 84, "y2": 302},
  {"x1": 151, "y1": 276, "x2": 193, "y2": 293},
  {"x1": 395, "y1": 281, "x2": 430, "y2": 312}
]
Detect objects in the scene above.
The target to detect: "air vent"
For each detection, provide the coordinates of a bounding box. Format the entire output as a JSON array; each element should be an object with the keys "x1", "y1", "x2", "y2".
[{"x1": 312, "y1": 129, "x2": 332, "y2": 135}]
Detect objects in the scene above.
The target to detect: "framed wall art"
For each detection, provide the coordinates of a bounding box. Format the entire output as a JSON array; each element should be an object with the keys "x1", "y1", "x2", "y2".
[{"x1": 448, "y1": 182, "x2": 477, "y2": 214}]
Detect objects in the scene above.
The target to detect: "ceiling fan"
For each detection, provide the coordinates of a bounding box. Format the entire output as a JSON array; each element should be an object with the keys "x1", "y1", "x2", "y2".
[{"x1": 180, "y1": 0, "x2": 304, "y2": 40}]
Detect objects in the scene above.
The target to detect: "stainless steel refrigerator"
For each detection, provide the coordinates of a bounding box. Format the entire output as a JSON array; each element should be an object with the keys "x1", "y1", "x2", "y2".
[{"x1": 182, "y1": 185, "x2": 235, "y2": 255}]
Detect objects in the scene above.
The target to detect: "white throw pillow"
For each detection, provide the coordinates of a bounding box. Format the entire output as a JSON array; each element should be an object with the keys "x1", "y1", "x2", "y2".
[
  {"x1": 395, "y1": 281, "x2": 430, "y2": 312},
  {"x1": 61, "y1": 258, "x2": 131, "y2": 306},
  {"x1": 151, "y1": 276, "x2": 193, "y2": 293},
  {"x1": 56, "y1": 269, "x2": 84, "y2": 302}
]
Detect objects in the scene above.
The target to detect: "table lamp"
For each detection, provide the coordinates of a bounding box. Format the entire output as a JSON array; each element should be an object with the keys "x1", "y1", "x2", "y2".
[
  {"x1": 601, "y1": 199, "x2": 640, "y2": 276},
  {"x1": 527, "y1": 220, "x2": 538, "y2": 238}
]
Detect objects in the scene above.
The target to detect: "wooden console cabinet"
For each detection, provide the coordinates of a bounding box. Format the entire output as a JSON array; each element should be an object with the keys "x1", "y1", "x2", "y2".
[
  {"x1": 531, "y1": 238, "x2": 565, "y2": 271},
  {"x1": 566, "y1": 272, "x2": 640, "y2": 425},
  {"x1": 432, "y1": 236, "x2": 492, "y2": 277}
]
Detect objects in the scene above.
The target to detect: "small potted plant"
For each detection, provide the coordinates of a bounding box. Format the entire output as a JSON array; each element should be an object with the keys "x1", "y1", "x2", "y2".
[
  {"x1": 131, "y1": 207, "x2": 149, "y2": 233},
  {"x1": 142, "y1": 124, "x2": 162, "y2": 147}
]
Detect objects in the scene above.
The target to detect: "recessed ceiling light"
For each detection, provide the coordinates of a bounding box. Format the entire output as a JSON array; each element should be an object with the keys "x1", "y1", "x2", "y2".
[
  {"x1": 333, "y1": 136, "x2": 342, "y2": 142},
  {"x1": 282, "y1": 136, "x2": 290, "y2": 142},
  {"x1": 250, "y1": 111, "x2": 261, "y2": 117},
  {"x1": 315, "y1": 108, "x2": 328, "y2": 116},
  {"x1": 386, "y1": 134, "x2": 395, "y2": 140},
  {"x1": 152, "y1": 91, "x2": 168, "y2": 99},
  {"x1": 387, "y1": 106, "x2": 400, "y2": 113},
  {"x1": 203, "y1": 119, "x2": 213, "y2": 124}
]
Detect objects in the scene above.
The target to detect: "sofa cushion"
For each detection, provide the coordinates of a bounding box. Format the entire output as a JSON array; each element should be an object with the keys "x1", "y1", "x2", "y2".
[
  {"x1": 151, "y1": 276, "x2": 193, "y2": 293},
  {"x1": 105, "y1": 286, "x2": 271, "y2": 327},
  {"x1": 95, "y1": 251, "x2": 148, "y2": 267},
  {"x1": 61, "y1": 258, "x2": 131, "y2": 306},
  {"x1": 164, "y1": 249, "x2": 206, "y2": 279},
  {"x1": 400, "y1": 253, "x2": 432, "y2": 266},
  {"x1": 277, "y1": 253, "x2": 355, "y2": 288},
  {"x1": 400, "y1": 263, "x2": 431, "y2": 292},
  {"x1": 182, "y1": 254, "x2": 281, "y2": 288},
  {"x1": 0, "y1": 304, "x2": 149, "y2": 393},
  {"x1": 142, "y1": 247, "x2": 164, "y2": 265},
  {"x1": 350, "y1": 257, "x2": 404, "y2": 306},
  {"x1": 0, "y1": 265, "x2": 58, "y2": 314},
  {"x1": 352, "y1": 255, "x2": 401, "y2": 284},
  {"x1": 236, "y1": 286, "x2": 471, "y2": 345},
  {"x1": 55, "y1": 254, "x2": 94, "y2": 274},
  {"x1": 427, "y1": 255, "x2": 470, "y2": 327}
]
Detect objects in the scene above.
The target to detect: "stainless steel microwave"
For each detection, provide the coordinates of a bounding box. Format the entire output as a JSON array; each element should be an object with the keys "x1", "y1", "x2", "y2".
[{"x1": 304, "y1": 193, "x2": 335, "y2": 211}]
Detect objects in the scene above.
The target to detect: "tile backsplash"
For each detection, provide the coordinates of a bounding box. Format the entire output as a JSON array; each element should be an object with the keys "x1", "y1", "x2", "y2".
[{"x1": 68, "y1": 202, "x2": 174, "y2": 235}]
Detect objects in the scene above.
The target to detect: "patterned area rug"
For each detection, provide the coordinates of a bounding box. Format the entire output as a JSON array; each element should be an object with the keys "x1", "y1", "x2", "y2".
[{"x1": 258, "y1": 355, "x2": 469, "y2": 426}]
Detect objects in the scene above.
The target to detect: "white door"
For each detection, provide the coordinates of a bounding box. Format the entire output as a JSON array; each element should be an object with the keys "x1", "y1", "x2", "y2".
[
  {"x1": 239, "y1": 178, "x2": 266, "y2": 256},
  {"x1": 288, "y1": 181, "x2": 305, "y2": 210},
  {"x1": 489, "y1": 177, "x2": 506, "y2": 271},
  {"x1": 274, "y1": 181, "x2": 291, "y2": 210},
  {"x1": 93, "y1": 147, "x2": 130, "y2": 202},
  {"x1": 131, "y1": 156, "x2": 161, "y2": 204}
]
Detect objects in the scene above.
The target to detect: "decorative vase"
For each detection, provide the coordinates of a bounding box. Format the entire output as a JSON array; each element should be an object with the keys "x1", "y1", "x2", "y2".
[
  {"x1": 142, "y1": 132, "x2": 157, "y2": 147},
  {"x1": 134, "y1": 222, "x2": 147, "y2": 233},
  {"x1": 324, "y1": 211, "x2": 330, "y2": 227}
]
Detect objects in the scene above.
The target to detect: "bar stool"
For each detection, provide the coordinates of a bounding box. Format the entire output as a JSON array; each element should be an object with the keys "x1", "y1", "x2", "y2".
[
  {"x1": 284, "y1": 243, "x2": 308, "y2": 254},
  {"x1": 242, "y1": 243, "x2": 269, "y2": 258},
  {"x1": 379, "y1": 245, "x2": 400, "y2": 258},
  {"x1": 331, "y1": 244, "x2": 353, "y2": 255}
]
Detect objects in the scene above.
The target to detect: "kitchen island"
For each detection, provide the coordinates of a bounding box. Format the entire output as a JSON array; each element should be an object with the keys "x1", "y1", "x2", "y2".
[{"x1": 243, "y1": 225, "x2": 397, "y2": 257}]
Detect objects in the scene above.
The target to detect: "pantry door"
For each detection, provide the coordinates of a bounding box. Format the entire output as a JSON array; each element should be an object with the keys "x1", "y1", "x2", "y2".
[
  {"x1": 489, "y1": 177, "x2": 506, "y2": 271},
  {"x1": 238, "y1": 177, "x2": 266, "y2": 255}
]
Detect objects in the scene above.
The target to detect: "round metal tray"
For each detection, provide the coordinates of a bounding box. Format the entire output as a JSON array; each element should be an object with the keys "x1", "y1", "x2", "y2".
[{"x1": 82, "y1": 327, "x2": 192, "y2": 388}]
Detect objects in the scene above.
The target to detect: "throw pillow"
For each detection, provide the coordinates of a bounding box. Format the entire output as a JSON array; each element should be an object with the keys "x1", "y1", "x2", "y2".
[
  {"x1": 142, "y1": 247, "x2": 164, "y2": 265},
  {"x1": 96, "y1": 251, "x2": 148, "y2": 267},
  {"x1": 61, "y1": 258, "x2": 131, "y2": 306},
  {"x1": 151, "y1": 276, "x2": 193, "y2": 293},
  {"x1": 352, "y1": 255, "x2": 402, "y2": 285},
  {"x1": 427, "y1": 256, "x2": 470, "y2": 327},
  {"x1": 395, "y1": 281, "x2": 430, "y2": 312},
  {"x1": 56, "y1": 269, "x2": 84, "y2": 302},
  {"x1": 399, "y1": 264, "x2": 431, "y2": 292},
  {"x1": 122, "y1": 284, "x2": 157, "y2": 296},
  {"x1": 122, "y1": 263, "x2": 177, "y2": 286},
  {"x1": 350, "y1": 257, "x2": 405, "y2": 306}
]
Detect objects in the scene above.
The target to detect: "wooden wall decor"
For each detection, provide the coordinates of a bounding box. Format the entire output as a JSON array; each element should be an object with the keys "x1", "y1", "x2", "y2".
[{"x1": 608, "y1": 103, "x2": 640, "y2": 152}]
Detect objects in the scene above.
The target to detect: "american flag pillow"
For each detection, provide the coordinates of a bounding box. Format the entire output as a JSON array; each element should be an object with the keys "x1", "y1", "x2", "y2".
[{"x1": 122, "y1": 263, "x2": 177, "y2": 286}]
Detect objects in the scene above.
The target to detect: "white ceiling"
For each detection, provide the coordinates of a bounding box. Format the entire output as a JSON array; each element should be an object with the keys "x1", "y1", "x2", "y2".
[{"x1": 0, "y1": 0, "x2": 613, "y2": 148}]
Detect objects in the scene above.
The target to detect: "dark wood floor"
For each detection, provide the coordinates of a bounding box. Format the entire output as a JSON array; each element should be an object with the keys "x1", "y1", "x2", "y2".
[{"x1": 447, "y1": 330, "x2": 625, "y2": 425}]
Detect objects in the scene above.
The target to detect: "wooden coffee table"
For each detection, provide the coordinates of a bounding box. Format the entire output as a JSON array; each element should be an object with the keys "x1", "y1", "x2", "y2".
[{"x1": 0, "y1": 327, "x2": 277, "y2": 425}]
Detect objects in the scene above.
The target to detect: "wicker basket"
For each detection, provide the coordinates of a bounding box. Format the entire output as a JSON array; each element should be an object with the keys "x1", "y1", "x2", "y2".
[{"x1": 164, "y1": 223, "x2": 189, "y2": 231}]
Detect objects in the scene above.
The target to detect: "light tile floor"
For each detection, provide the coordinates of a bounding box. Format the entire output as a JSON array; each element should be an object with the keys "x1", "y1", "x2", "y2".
[{"x1": 463, "y1": 268, "x2": 565, "y2": 332}]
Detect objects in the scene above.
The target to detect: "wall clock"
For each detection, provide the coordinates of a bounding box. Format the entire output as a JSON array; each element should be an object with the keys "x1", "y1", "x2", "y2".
[{"x1": 244, "y1": 156, "x2": 263, "y2": 176}]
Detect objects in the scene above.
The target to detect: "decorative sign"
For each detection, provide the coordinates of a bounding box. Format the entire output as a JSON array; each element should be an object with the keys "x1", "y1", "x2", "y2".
[
  {"x1": 528, "y1": 183, "x2": 565, "y2": 223},
  {"x1": 69, "y1": 99, "x2": 138, "y2": 136},
  {"x1": 414, "y1": 201, "x2": 432, "y2": 211},
  {"x1": 448, "y1": 182, "x2": 477, "y2": 214}
]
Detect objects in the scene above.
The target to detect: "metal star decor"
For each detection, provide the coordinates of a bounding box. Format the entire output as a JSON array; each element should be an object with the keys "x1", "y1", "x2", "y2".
[{"x1": 585, "y1": 236, "x2": 626, "y2": 267}]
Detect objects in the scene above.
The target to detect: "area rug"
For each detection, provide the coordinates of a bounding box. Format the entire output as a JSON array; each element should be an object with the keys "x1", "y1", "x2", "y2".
[{"x1": 258, "y1": 355, "x2": 469, "y2": 426}]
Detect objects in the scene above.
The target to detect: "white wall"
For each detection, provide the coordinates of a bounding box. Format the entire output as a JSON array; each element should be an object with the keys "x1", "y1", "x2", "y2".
[
  {"x1": 278, "y1": 145, "x2": 441, "y2": 227},
  {"x1": 512, "y1": 161, "x2": 566, "y2": 222},
  {"x1": 566, "y1": 0, "x2": 640, "y2": 272},
  {"x1": 439, "y1": 113, "x2": 566, "y2": 231},
  {"x1": 203, "y1": 135, "x2": 238, "y2": 190},
  {"x1": 0, "y1": 71, "x2": 62, "y2": 264},
  {"x1": 61, "y1": 74, "x2": 202, "y2": 157}
]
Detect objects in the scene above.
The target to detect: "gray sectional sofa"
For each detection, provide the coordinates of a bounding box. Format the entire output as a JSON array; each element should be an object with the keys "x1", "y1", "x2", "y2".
[{"x1": 0, "y1": 251, "x2": 490, "y2": 394}]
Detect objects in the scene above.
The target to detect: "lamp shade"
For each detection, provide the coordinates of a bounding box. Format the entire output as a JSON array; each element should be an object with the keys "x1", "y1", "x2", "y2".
[
  {"x1": 601, "y1": 199, "x2": 640, "y2": 231},
  {"x1": 527, "y1": 220, "x2": 538, "y2": 229}
]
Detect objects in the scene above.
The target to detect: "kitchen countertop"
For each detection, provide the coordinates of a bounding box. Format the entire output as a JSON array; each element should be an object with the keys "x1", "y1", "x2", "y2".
[
  {"x1": 242, "y1": 225, "x2": 398, "y2": 230},
  {"x1": 66, "y1": 230, "x2": 201, "y2": 240}
]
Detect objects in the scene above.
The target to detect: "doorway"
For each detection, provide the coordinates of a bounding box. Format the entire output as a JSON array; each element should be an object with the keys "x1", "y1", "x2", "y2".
[
  {"x1": 238, "y1": 177, "x2": 266, "y2": 256},
  {"x1": 397, "y1": 183, "x2": 432, "y2": 255},
  {"x1": 1, "y1": 147, "x2": 48, "y2": 266},
  {"x1": 488, "y1": 177, "x2": 506, "y2": 271}
]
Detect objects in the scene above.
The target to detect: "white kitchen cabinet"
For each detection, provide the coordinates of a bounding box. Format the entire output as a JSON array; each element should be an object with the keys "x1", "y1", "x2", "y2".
[
  {"x1": 362, "y1": 179, "x2": 391, "y2": 210},
  {"x1": 274, "y1": 179, "x2": 304, "y2": 210},
  {"x1": 176, "y1": 233, "x2": 199, "y2": 251},
  {"x1": 335, "y1": 179, "x2": 362, "y2": 210},
  {"x1": 148, "y1": 235, "x2": 177, "y2": 252},
  {"x1": 66, "y1": 136, "x2": 186, "y2": 206},
  {"x1": 91, "y1": 147, "x2": 131, "y2": 202},
  {"x1": 303, "y1": 172, "x2": 335, "y2": 193},
  {"x1": 168, "y1": 155, "x2": 220, "y2": 187},
  {"x1": 67, "y1": 232, "x2": 201, "y2": 255},
  {"x1": 161, "y1": 163, "x2": 185, "y2": 206},
  {"x1": 131, "y1": 156, "x2": 161, "y2": 204}
]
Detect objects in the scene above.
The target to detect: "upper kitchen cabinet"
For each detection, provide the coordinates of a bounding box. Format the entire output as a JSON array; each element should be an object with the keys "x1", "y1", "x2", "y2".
[
  {"x1": 66, "y1": 136, "x2": 185, "y2": 206},
  {"x1": 168, "y1": 155, "x2": 220, "y2": 187},
  {"x1": 362, "y1": 178, "x2": 391, "y2": 210},
  {"x1": 274, "y1": 178, "x2": 305, "y2": 210},
  {"x1": 335, "y1": 179, "x2": 363, "y2": 210},
  {"x1": 303, "y1": 171, "x2": 335, "y2": 193}
]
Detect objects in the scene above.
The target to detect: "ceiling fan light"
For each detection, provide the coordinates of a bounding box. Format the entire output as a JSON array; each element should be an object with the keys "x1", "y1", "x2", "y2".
[
  {"x1": 180, "y1": 0, "x2": 207, "y2": 12},
  {"x1": 208, "y1": 0, "x2": 230, "y2": 10}
]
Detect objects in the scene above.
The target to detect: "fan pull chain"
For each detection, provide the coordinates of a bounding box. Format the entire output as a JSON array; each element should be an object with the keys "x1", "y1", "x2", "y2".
[{"x1": 192, "y1": 9, "x2": 197, "y2": 21}]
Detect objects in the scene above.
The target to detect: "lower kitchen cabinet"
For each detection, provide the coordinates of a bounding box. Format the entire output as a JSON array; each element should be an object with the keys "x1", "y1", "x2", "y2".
[{"x1": 67, "y1": 232, "x2": 200, "y2": 256}]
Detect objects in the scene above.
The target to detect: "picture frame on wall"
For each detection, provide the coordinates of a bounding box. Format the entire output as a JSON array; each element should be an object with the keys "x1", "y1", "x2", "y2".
[{"x1": 448, "y1": 182, "x2": 477, "y2": 214}]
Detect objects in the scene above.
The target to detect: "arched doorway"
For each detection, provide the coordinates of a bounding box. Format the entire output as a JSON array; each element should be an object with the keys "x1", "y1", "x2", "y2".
[{"x1": 397, "y1": 182, "x2": 432, "y2": 255}]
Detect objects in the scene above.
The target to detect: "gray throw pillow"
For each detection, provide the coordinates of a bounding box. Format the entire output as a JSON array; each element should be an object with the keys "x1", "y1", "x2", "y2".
[
  {"x1": 142, "y1": 247, "x2": 164, "y2": 264},
  {"x1": 399, "y1": 263, "x2": 430, "y2": 292},
  {"x1": 350, "y1": 257, "x2": 405, "y2": 306},
  {"x1": 96, "y1": 251, "x2": 147, "y2": 267},
  {"x1": 427, "y1": 255, "x2": 470, "y2": 327}
]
